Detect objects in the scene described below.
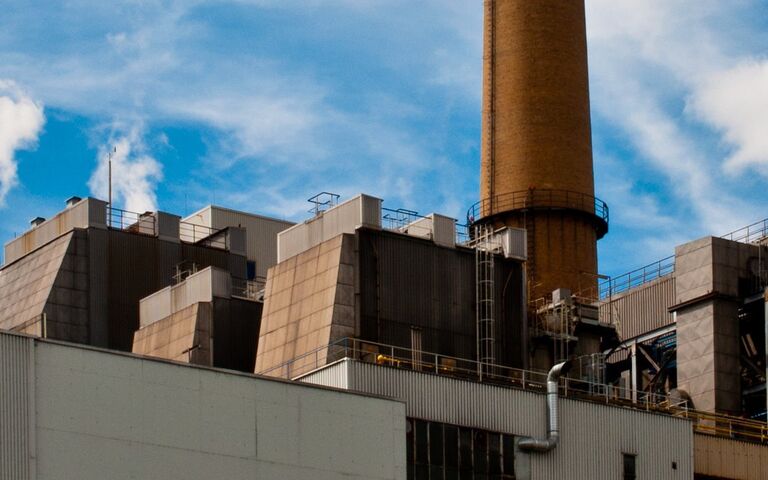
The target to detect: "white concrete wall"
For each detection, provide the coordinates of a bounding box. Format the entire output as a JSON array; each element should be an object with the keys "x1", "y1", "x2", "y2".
[
  {"x1": 139, "y1": 267, "x2": 232, "y2": 328},
  {"x1": 4, "y1": 198, "x2": 107, "y2": 265},
  {"x1": 0, "y1": 332, "x2": 406, "y2": 480},
  {"x1": 277, "y1": 194, "x2": 382, "y2": 262}
]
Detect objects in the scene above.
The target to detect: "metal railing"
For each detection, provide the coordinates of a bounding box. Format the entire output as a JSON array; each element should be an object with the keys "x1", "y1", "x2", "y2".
[
  {"x1": 381, "y1": 208, "x2": 434, "y2": 239},
  {"x1": 232, "y1": 278, "x2": 265, "y2": 301},
  {"x1": 260, "y1": 337, "x2": 768, "y2": 444},
  {"x1": 456, "y1": 223, "x2": 471, "y2": 245},
  {"x1": 178, "y1": 221, "x2": 227, "y2": 249},
  {"x1": 722, "y1": 217, "x2": 768, "y2": 244},
  {"x1": 680, "y1": 409, "x2": 768, "y2": 443},
  {"x1": 308, "y1": 192, "x2": 340, "y2": 216},
  {"x1": 580, "y1": 215, "x2": 768, "y2": 302},
  {"x1": 381, "y1": 207, "x2": 472, "y2": 245},
  {"x1": 574, "y1": 255, "x2": 676, "y2": 302},
  {"x1": 260, "y1": 337, "x2": 685, "y2": 410},
  {"x1": 107, "y1": 207, "x2": 155, "y2": 236},
  {"x1": 466, "y1": 189, "x2": 609, "y2": 234}
]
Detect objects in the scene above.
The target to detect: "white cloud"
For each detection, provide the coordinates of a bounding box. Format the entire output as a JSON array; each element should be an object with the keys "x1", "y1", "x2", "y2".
[
  {"x1": 0, "y1": 79, "x2": 44, "y2": 206},
  {"x1": 689, "y1": 60, "x2": 768, "y2": 175},
  {"x1": 87, "y1": 126, "x2": 163, "y2": 213},
  {"x1": 585, "y1": 0, "x2": 764, "y2": 245}
]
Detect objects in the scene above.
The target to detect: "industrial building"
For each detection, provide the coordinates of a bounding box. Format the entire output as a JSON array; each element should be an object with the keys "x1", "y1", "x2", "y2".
[{"x1": 2, "y1": 0, "x2": 768, "y2": 479}]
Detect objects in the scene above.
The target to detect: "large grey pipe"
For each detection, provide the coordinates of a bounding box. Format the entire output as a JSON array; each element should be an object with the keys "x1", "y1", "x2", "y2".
[{"x1": 518, "y1": 360, "x2": 572, "y2": 453}]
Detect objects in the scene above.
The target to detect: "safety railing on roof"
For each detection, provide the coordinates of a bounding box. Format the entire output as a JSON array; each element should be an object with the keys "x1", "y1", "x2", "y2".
[
  {"x1": 260, "y1": 337, "x2": 768, "y2": 444},
  {"x1": 232, "y1": 277, "x2": 266, "y2": 301},
  {"x1": 574, "y1": 255, "x2": 676, "y2": 302},
  {"x1": 580, "y1": 215, "x2": 768, "y2": 302},
  {"x1": 466, "y1": 189, "x2": 609, "y2": 238},
  {"x1": 178, "y1": 221, "x2": 227, "y2": 250},
  {"x1": 107, "y1": 207, "x2": 155, "y2": 236},
  {"x1": 260, "y1": 337, "x2": 684, "y2": 410},
  {"x1": 455, "y1": 223, "x2": 471, "y2": 245},
  {"x1": 722, "y1": 217, "x2": 768, "y2": 244},
  {"x1": 381, "y1": 208, "x2": 431, "y2": 236}
]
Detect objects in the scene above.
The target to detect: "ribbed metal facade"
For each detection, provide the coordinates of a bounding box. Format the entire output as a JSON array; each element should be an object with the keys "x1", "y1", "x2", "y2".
[
  {"x1": 301, "y1": 360, "x2": 694, "y2": 479},
  {"x1": 357, "y1": 229, "x2": 526, "y2": 368},
  {"x1": 600, "y1": 276, "x2": 676, "y2": 341},
  {"x1": 0, "y1": 334, "x2": 33, "y2": 480},
  {"x1": 694, "y1": 433, "x2": 768, "y2": 479},
  {"x1": 203, "y1": 206, "x2": 293, "y2": 280}
]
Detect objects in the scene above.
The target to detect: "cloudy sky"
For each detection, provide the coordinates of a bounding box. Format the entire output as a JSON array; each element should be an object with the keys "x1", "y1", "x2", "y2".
[{"x1": 1, "y1": 0, "x2": 767, "y2": 276}]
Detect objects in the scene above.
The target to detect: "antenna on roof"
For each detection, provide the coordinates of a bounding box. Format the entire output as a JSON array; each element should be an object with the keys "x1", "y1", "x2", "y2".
[{"x1": 108, "y1": 146, "x2": 116, "y2": 208}]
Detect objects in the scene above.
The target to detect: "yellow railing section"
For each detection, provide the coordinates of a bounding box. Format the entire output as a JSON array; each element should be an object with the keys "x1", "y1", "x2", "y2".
[{"x1": 261, "y1": 337, "x2": 768, "y2": 445}]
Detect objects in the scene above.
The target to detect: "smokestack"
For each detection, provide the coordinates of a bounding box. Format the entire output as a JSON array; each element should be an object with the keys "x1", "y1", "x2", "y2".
[{"x1": 474, "y1": 0, "x2": 608, "y2": 301}]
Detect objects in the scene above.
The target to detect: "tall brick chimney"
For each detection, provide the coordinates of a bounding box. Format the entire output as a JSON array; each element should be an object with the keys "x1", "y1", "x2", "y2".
[{"x1": 473, "y1": 0, "x2": 608, "y2": 301}]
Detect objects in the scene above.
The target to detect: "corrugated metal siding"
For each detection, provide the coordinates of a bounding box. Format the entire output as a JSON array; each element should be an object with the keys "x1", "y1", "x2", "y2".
[
  {"x1": 694, "y1": 434, "x2": 768, "y2": 479},
  {"x1": 357, "y1": 229, "x2": 525, "y2": 368},
  {"x1": 208, "y1": 207, "x2": 293, "y2": 280},
  {"x1": 0, "y1": 334, "x2": 33, "y2": 480},
  {"x1": 600, "y1": 276, "x2": 676, "y2": 340},
  {"x1": 302, "y1": 360, "x2": 694, "y2": 480},
  {"x1": 299, "y1": 360, "x2": 350, "y2": 389},
  {"x1": 101, "y1": 229, "x2": 245, "y2": 351}
]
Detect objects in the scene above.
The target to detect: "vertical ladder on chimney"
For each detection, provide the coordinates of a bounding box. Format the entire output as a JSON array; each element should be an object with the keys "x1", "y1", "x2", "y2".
[
  {"x1": 475, "y1": 224, "x2": 497, "y2": 379},
  {"x1": 524, "y1": 206, "x2": 536, "y2": 303}
]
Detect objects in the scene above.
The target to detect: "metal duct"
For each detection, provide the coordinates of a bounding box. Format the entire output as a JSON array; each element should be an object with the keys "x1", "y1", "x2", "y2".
[{"x1": 518, "y1": 360, "x2": 572, "y2": 453}]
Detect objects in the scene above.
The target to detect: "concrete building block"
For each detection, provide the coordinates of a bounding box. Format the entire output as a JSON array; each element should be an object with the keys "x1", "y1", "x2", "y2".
[{"x1": 154, "y1": 211, "x2": 181, "y2": 243}]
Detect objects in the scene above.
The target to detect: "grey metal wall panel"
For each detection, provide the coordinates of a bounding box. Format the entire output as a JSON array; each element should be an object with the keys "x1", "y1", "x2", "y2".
[
  {"x1": 356, "y1": 229, "x2": 526, "y2": 368},
  {"x1": 21, "y1": 333, "x2": 405, "y2": 480},
  {"x1": 208, "y1": 207, "x2": 293, "y2": 280},
  {"x1": 97, "y1": 229, "x2": 245, "y2": 351},
  {"x1": 600, "y1": 276, "x2": 676, "y2": 340},
  {"x1": 298, "y1": 360, "x2": 350, "y2": 390},
  {"x1": 302, "y1": 360, "x2": 694, "y2": 480},
  {"x1": 0, "y1": 334, "x2": 33, "y2": 480}
]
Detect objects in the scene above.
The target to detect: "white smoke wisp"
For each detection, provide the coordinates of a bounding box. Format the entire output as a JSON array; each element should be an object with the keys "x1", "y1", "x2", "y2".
[
  {"x1": 88, "y1": 127, "x2": 163, "y2": 213},
  {"x1": 0, "y1": 80, "x2": 45, "y2": 206}
]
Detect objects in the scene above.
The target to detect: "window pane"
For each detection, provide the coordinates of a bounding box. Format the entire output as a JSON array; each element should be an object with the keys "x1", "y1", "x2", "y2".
[
  {"x1": 445, "y1": 426, "x2": 459, "y2": 468},
  {"x1": 430, "y1": 466, "x2": 444, "y2": 480},
  {"x1": 430, "y1": 422, "x2": 444, "y2": 466},
  {"x1": 502, "y1": 435, "x2": 515, "y2": 475},
  {"x1": 474, "y1": 430, "x2": 488, "y2": 474},
  {"x1": 623, "y1": 453, "x2": 636, "y2": 480},
  {"x1": 415, "y1": 464, "x2": 429, "y2": 480},
  {"x1": 488, "y1": 434, "x2": 502, "y2": 474},
  {"x1": 416, "y1": 420, "x2": 429, "y2": 465},
  {"x1": 459, "y1": 428, "x2": 473, "y2": 471}
]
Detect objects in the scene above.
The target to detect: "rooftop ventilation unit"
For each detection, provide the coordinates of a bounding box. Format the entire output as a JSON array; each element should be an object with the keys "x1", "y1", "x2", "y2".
[
  {"x1": 30, "y1": 217, "x2": 46, "y2": 228},
  {"x1": 66, "y1": 196, "x2": 82, "y2": 208}
]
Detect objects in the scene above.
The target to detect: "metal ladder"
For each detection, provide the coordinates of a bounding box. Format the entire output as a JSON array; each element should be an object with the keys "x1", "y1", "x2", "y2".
[{"x1": 475, "y1": 224, "x2": 498, "y2": 378}]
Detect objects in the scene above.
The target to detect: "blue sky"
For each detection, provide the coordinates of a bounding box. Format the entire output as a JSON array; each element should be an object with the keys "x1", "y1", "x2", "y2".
[{"x1": 1, "y1": 0, "x2": 768, "y2": 277}]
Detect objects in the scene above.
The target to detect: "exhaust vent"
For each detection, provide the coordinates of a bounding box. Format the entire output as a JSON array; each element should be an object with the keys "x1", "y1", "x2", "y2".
[
  {"x1": 66, "y1": 196, "x2": 82, "y2": 208},
  {"x1": 30, "y1": 217, "x2": 46, "y2": 228}
]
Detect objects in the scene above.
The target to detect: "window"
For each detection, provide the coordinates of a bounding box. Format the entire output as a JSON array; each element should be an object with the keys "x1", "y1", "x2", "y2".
[
  {"x1": 407, "y1": 419, "x2": 516, "y2": 480},
  {"x1": 246, "y1": 260, "x2": 256, "y2": 280},
  {"x1": 623, "y1": 453, "x2": 637, "y2": 480}
]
